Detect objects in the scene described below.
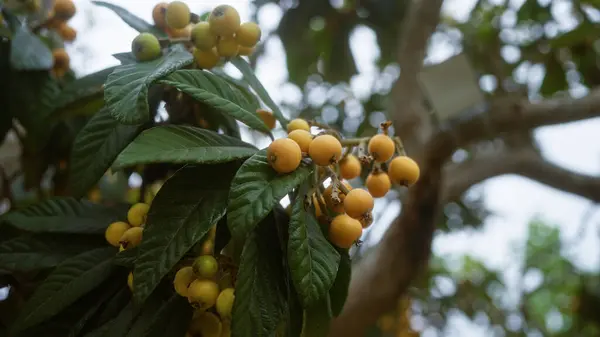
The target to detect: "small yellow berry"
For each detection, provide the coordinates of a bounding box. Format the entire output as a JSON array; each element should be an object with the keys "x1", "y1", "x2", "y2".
[
  {"x1": 288, "y1": 129, "x2": 313, "y2": 153},
  {"x1": 235, "y1": 22, "x2": 261, "y2": 47},
  {"x1": 308, "y1": 135, "x2": 342, "y2": 166},
  {"x1": 267, "y1": 138, "x2": 302, "y2": 174},
  {"x1": 339, "y1": 154, "x2": 361, "y2": 180},
  {"x1": 343, "y1": 189, "x2": 374, "y2": 219},
  {"x1": 286, "y1": 118, "x2": 310, "y2": 133}
]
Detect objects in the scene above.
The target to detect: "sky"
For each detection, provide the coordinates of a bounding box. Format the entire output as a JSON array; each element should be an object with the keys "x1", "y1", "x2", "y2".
[{"x1": 21, "y1": 0, "x2": 600, "y2": 335}]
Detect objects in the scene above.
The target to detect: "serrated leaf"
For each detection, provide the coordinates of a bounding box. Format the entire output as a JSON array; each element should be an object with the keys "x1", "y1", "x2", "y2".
[
  {"x1": 329, "y1": 250, "x2": 350, "y2": 317},
  {"x1": 112, "y1": 125, "x2": 257, "y2": 170},
  {"x1": 12, "y1": 247, "x2": 117, "y2": 333},
  {"x1": 10, "y1": 25, "x2": 53, "y2": 70},
  {"x1": 302, "y1": 296, "x2": 333, "y2": 337},
  {"x1": 132, "y1": 164, "x2": 237, "y2": 304},
  {"x1": 104, "y1": 47, "x2": 193, "y2": 124},
  {"x1": 159, "y1": 70, "x2": 272, "y2": 134},
  {"x1": 92, "y1": 1, "x2": 166, "y2": 37},
  {"x1": 231, "y1": 222, "x2": 287, "y2": 337},
  {"x1": 0, "y1": 234, "x2": 106, "y2": 273},
  {"x1": 230, "y1": 56, "x2": 288, "y2": 129},
  {"x1": 1, "y1": 197, "x2": 128, "y2": 234},
  {"x1": 228, "y1": 150, "x2": 312, "y2": 241},
  {"x1": 288, "y1": 194, "x2": 340, "y2": 307},
  {"x1": 69, "y1": 108, "x2": 144, "y2": 197}
]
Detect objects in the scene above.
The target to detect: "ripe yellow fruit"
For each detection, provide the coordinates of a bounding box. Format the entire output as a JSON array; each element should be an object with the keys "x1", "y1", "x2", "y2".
[
  {"x1": 324, "y1": 181, "x2": 352, "y2": 213},
  {"x1": 166, "y1": 1, "x2": 190, "y2": 29},
  {"x1": 343, "y1": 189, "x2": 374, "y2": 219},
  {"x1": 216, "y1": 288, "x2": 235, "y2": 319},
  {"x1": 127, "y1": 272, "x2": 134, "y2": 292},
  {"x1": 174, "y1": 266, "x2": 195, "y2": 297},
  {"x1": 208, "y1": 5, "x2": 241, "y2": 37},
  {"x1": 127, "y1": 202, "x2": 150, "y2": 227},
  {"x1": 187, "y1": 279, "x2": 220, "y2": 310},
  {"x1": 329, "y1": 214, "x2": 363, "y2": 249},
  {"x1": 238, "y1": 45, "x2": 254, "y2": 56},
  {"x1": 286, "y1": 118, "x2": 310, "y2": 133},
  {"x1": 167, "y1": 24, "x2": 192, "y2": 38},
  {"x1": 313, "y1": 195, "x2": 325, "y2": 218},
  {"x1": 308, "y1": 135, "x2": 342, "y2": 166},
  {"x1": 131, "y1": 33, "x2": 162, "y2": 62},
  {"x1": 191, "y1": 22, "x2": 217, "y2": 51},
  {"x1": 266, "y1": 138, "x2": 302, "y2": 174},
  {"x1": 216, "y1": 35, "x2": 239, "y2": 58},
  {"x1": 57, "y1": 23, "x2": 76, "y2": 42},
  {"x1": 105, "y1": 221, "x2": 131, "y2": 247},
  {"x1": 192, "y1": 255, "x2": 219, "y2": 279},
  {"x1": 257, "y1": 109, "x2": 276, "y2": 130},
  {"x1": 288, "y1": 129, "x2": 313, "y2": 153},
  {"x1": 235, "y1": 22, "x2": 261, "y2": 47},
  {"x1": 388, "y1": 156, "x2": 420, "y2": 186},
  {"x1": 119, "y1": 227, "x2": 144, "y2": 249},
  {"x1": 152, "y1": 2, "x2": 168, "y2": 29},
  {"x1": 366, "y1": 172, "x2": 391, "y2": 198},
  {"x1": 189, "y1": 312, "x2": 222, "y2": 337},
  {"x1": 193, "y1": 47, "x2": 220, "y2": 69},
  {"x1": 53, "y1": 0, "x2": 76, "y2": 20},
  {"x1": 368, "y1": 134, "x2": 395, "y2": 162},
  {"x1": 52, "y1": 48, "x2": 70, "y2": 70},
  {"x1": 339, "y1": 154, "x2": 361, "y2": 180}
]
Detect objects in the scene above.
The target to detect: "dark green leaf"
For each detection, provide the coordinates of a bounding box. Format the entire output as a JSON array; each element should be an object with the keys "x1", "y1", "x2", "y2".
[
  {"x1": 540, "y1": 54, "x2": 568, "y2": 97},
  {"x1": 12, "y1": 247, "x2": 117, "y2": 333},
  {"x1": 92, "y1": 1, "x2": 166, "y2": 37},
  {"x1": 230, "y1": 56, "x2": 288, "y2": 129},
  {"x1": 159, "y1": 69, "x2": 272, "y2": 134},
  {"x1": 104, "y1": 304, "x2": 136, "y2": 337},
  {"x1": 10, "y1": 25, "x2": 53, "y2": 70},
  {"x1": 114, "y1": 246, "x2": 138, "y2": 268},
  {"x1": 231, "y1": 223, "x2": 287, "y2": 337},
  {"x1": 329, "y1": 249, "x2": 350, "y2": 317},
  {"x1": 69, "y1": 108, "x2": 144, "y2": 197},
  {"x1": 1, "y1": 197, "x2": 128, "y2": 234},
  {"x1": 129, "y1": 294, "x2": 192, "y2": 337},
  {"x1": 228, "y1": 149, "x2": 312, "y2": 241},
  {"x1": 133, "y1": 164, "x2": 237, "y2": 304},
  {"x1": 288, "y1": 193, "x2": 340, "y2": 307},
  {"x1": 113, "y1": 52, "x2": 138, "y2": 65},
  {"x1": 104, "y1": 47, "x2": 193, "y2": 124},
  {"x1": 112, "y1": 125, "x2": 257, "y2": 170},
  {"x1": 302, "y1": 296, "x2": 333, "y2": 337}
]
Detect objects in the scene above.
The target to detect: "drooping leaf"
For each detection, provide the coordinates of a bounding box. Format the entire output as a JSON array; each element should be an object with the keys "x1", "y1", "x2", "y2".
[
  {"x1": 230, "y1": 56, "x2": 288, "y2": 129},
  {"x1": 104, "y1": 46, "x2": 193, "y2": 124},
  {"x1": 159, "y1": 69, "x2": 272, "y2": 134},
  {"x1": 231, "y1": 220, "x2": 287, "y2": 337},
  {"x1": 69, "y1": 108, "x2": 145, "y2": 197},
  {"x1": 0, "y1": 234, "x2": 106, "y2": 274},
  {"x1": 1, "y1": 197, "x2": 129, "y2": 234},
  {"x1": 112, "y1": 125, "x2": 257, "y2": 170},
  {"x1": 132, "y1": 164, "x2": 237, "y2": 304},
  {"x1": 302, "y1": 295, "x2": 333, "y2": 337},
  {"x1": 91, "y1": 1, "x2": 167, "y2": 37},
  {"x1": 288, "y1": 191, "x2": 340, "y2": 307},
  {"x1": 228, "y1": 149, "x2": 312, "y2": 241},
  {"x1": 12, "y1": 247, "x2": 117, "y2": 334},
  {"x1": 329, "y1": 249, "x2": 351, "y2": 317},
  {"x1": 10, "y1": 25, "x2": 53, "y2": 70}
]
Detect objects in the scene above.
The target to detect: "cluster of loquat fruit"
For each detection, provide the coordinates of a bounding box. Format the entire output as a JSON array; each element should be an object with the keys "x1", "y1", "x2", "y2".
[
  {"x1": 42, "y1": 0, "x2": 78, "y2": 77},
  {"x1": 131, "y1": 1, "x2": 261, "y2": 70},
  {"x1": 262, "y1": 113, "x2": 420, "y2": 249}
]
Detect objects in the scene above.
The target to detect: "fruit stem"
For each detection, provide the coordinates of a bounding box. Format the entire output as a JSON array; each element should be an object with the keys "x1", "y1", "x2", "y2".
[
  {"x1": 393, "y1": 137, "x2": 407, "y2": 156},
  {"x1": 325, "y1": 166, "x2": 350, "y2": 194}
]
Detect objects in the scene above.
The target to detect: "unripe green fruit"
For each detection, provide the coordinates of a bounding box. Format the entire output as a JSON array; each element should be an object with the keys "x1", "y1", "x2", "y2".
[
  {"x1": 208, "y1": 5, "x2": 240, "y2": 36},
  {"x1": 192, "y1": 255, "x2": 219, "y2": 279},
  {"x1": 131, "y1": 33, "x2": 161, "y2": 62},
  {"x1": 187, "y1": 279, "x2": 220, "y2": 310},
  {"x1": 166, "y1": 1, "x2": 190, "y2": 29},
  {"x1": 191, "y1": 22, "x2": 217, "y2": 51},
  {"x1": 216, "y1": 288, "x2": 235, "y2": 319}
]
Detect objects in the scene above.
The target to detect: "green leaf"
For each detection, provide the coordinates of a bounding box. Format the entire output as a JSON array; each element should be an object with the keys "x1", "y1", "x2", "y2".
[
  {"x1": 12, "y1": 247, "x2": 117, "y2": 333},
  {"x1": 112, "y1": 52, "x2": 137, "y2": 65},
  {"x1": 231, "y1": 222, "x2": 287, "y2": 337},
  {"x1": 104, "y1": 47, "x2": 193, "y2": 124},
  {"x1": 91, "y1": 1, "x2": 167, "y2": 37},
  {"x1": 329, "y1": 250, "x2": 351, "y2": 317},
  {"x1": 114, "y1": 246, "x2": 138, "y2": 268},
  {"x1": 230, "y1": 56, "x2": 288, "y2": 129},
  {"x1": 129, "y1": 294, "x2": 192, "y2": 337},
  {"x1": 69, "y1": 108, "x2": 144, "y2": 197},
  {"x1": 10, "y1": 25, "x2": 53, "y2": 70},
  {"x1": 0, "y1": 234, "x2": 106, "y2": 273},
  {"x1": 1, "y1": 197, "x2": 128, "y2": 234},
  {"x1": 112, "y1": 125, "x2": 257, "y2": 170},
  {"x1": 132, "y1": 164, "x2": 237, "y2": 304},
  {"x1": 302, "y1": 296, "x2": 333, "y2": 337},
  {"x1": 228, "y1": 149, "x2": 312, "y2": 241},
  {"x1": 159, "y1": 69, "x2": 272, "y2": 134},
  {"x1": 288, "y1": 193, "x2": 340, "y2": 307},
  {"x1": 540, "y1": 54, "x2": 568, "y2": 97},
  {"x1": 104, "y1": 304, "x2": 136, "y2": 337}
]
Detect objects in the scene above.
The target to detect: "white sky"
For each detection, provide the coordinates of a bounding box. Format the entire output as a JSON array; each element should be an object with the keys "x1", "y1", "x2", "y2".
[{"x1": 64, "y1": 0, "x2": 600, "y2": 335}]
